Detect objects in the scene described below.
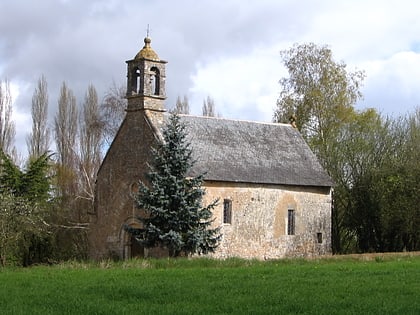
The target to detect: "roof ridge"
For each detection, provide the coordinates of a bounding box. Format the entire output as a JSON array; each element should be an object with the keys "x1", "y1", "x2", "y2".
[{"x1": 176, "y1": 113, "x2": 292, "y2": 128}]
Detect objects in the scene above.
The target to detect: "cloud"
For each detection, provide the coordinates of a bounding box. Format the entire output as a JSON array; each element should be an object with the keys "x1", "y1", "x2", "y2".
[
  {"x1": 359, "y1": 51, "x2": 420, "y2": 114},
  {"x1": 189, "y1": 44, "x2": 285, "y2": 121},
  {"x1": 1, "y1": 0, "x2": 420, "y2": 157}
]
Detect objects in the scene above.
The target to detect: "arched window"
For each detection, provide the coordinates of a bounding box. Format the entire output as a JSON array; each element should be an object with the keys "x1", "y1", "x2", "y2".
[
  {"x1": 136, "y1": 68, "x2": 141, "y2": 93},
  {"x1": 287, "y1": 209, "x2": 295, "y2": 235},
  {"x1": 131, "y1": 67, "x2": 141, "y2": 94},
  {"x1": 150, "y1": 67, "x2": 160, "y2": 95}
]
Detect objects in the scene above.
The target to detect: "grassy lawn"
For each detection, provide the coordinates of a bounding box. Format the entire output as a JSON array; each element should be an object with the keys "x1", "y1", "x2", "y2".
[{"x1": 0, "y1": 254, "x2": 419, "y2": 314}]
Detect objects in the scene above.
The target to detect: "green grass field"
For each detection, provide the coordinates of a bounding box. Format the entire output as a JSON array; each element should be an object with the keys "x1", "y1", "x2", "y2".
[{"x1": 0, "y1": 254, "x2": 419, "y2": 314}]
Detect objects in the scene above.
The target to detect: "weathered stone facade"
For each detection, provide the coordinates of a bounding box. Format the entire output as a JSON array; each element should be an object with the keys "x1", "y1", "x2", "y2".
[
  {"x1": 89, "y1": 110, "x2": 158, "y2": 260},
  {"x1": 88, "y1": 37, "x2": 333, "y2": 260},
  {"x1": 203, "y1": 182, "x2": 331, "y2": 259}
]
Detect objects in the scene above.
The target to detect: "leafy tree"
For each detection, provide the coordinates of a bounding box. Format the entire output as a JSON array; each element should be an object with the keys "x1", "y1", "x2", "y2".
[
  {"x1": 369, "y1": 109, "x2": 420, "y2": 251},
  {"x1": 273, "y1": 43, "x2": 368, "y2": 253},
  {"x1": 172, "y1": 95, "x2": 190, "y2": 115},
  {"x1": 0, "y1": 150, "x2": 52, "y2": 265},
  {"x1": 271, "y1": 43, "x2": 420, "y2": 254},
  {"x1": 127, "y1": 114, "x2": 221, "y2": 257},
  {"x1": 326, "y1": 109, "x2": 392, "y2": 252},
  {"x1": 0, "y1": 193, "x2": 47, "y2": 266},
  {"x1": 0, "y1": 150, "x2": 51, "y2": 203},
  {"x1": 273, "y1": 43, "x2": 364, "y2": 158}
]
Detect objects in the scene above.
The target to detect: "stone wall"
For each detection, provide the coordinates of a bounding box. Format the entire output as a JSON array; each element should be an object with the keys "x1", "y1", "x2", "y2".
[
  {"x1": 89, "y1": 110, "x2": 332, "y2": 260},
  {"x1": 88, "y1": 109, "x2": 158, "y2": 260},
  {"x1": 203, "y1": 181, "x2": 332, "y2": 259}
]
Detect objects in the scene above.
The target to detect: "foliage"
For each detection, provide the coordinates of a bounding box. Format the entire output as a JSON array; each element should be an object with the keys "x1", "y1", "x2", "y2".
[
  {"x1": 274, "y1": 42, "x2": 419, "y2": 253},
  {"x1": 0, "y1": 150, "x2": 52, "y2": 204},
  {"x1": 328, "y1": 109, "x2": 392, "y2": 252},
  {"x1": 0, "y1": 193, "x2": 47, "y2": 266},
  {"x1": 0, "y1": 256, "x2": 419, "y2": 314},
  {"x1": 0, "y1": 151, "x2": 53, "y2": 266},
  {"x1": 273, "y1": 43, "x2": 364, "y2": 154},
  {"x1": 334, "y1": 110, "x2": 420, "y2": 253},
  {"x1": 128, "y1": 114, "x2": 221, "y2": 257}
]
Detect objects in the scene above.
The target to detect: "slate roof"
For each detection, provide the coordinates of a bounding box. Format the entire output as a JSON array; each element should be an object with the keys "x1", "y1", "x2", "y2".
[{"x1": 161, "y1": 114, "x2": 333, "y2": 187}]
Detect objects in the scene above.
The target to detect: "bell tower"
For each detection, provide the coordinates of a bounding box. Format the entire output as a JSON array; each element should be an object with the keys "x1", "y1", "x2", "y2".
[{"x1": 126, "y1": 36, "x2": 167, "y2": 112}]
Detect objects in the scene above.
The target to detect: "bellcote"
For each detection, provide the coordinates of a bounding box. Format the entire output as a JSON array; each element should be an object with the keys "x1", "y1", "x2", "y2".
[{"x1": 126, "y1": 36, "x2": 167, "y2": 112}]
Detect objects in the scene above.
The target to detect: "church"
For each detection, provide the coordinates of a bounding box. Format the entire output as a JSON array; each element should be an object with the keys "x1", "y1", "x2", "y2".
[{"x1": 88, "y1": 36, "x2": 333, "y2": 260}]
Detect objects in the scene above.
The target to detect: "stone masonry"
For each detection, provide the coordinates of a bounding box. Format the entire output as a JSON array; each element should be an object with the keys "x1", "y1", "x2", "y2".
[{"x1": 88, "y1": 36, "x2": 333, "y2": 260}]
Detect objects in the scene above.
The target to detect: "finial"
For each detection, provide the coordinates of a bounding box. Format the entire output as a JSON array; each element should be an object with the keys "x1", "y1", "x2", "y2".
[
  {"x1": 135, "y1": 25, "x2": 159, "y2": 60},
  {"x1": 144, "y1": 24, "x2": 152, "y2": 46},
  {"x1": 146, "y1": 24, "x2": 151, "y2": 38}
]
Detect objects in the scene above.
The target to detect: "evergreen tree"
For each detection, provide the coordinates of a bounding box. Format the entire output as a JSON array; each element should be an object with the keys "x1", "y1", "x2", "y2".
[
  {"x1": 0, "y1": 150, "x2": 52, "y2": 203},
  {"x1": 0, "y1": 150, "x2": 53, "y2": 265},
  {"x1": 127, "y1": 114, "x2": 221, "y2": 257}
]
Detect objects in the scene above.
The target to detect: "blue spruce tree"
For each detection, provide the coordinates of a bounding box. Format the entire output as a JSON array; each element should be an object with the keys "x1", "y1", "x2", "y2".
[{"x1": 128, "y1": 114, "x2": 221, "y2": 257}]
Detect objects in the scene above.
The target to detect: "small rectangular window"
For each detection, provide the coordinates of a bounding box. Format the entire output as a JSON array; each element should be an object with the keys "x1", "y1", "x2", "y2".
[
  {"x1": 317, "y1": 233, "x2": 323, "y2": 244},
  {"x1": 287, "y1": 209, "x2": 295, "y2": 235},
  {"x1": 223, "y1": 199, "x2": 232, "y2": 224}
]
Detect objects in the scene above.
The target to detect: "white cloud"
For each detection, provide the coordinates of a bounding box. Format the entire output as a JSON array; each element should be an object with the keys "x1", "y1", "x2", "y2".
[
  {"x1": 189, "y1": 44, "x2": 286, "y2": 121},
  {"x1": 358, "y1": 51, "x2": 420, "y2": 113},
  {"x1": 1, "y1": 0, "x2": 420, "y2": 157}
]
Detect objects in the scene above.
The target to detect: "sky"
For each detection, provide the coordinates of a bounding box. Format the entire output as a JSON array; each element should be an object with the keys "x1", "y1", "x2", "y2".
[{"x1": 1, "y1": 0, "x2": 420, "y2": 156}]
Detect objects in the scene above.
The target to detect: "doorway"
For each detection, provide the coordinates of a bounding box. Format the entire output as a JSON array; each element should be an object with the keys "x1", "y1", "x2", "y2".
[{"x1": 130, "y1": 234, "x2": 144, "y2": 258}]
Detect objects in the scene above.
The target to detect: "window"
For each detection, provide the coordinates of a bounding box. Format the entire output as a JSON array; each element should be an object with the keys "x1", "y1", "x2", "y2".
[
  {"x1": 150, "y1": 67, "x2": 160, "y2": 95},
  {"x1": 317, "y1": 233, "x2": 323, "y2": 244},
  {"x1": 223, "y1": 199, "x2": 232, "y2": 224},
  {"x1": 287, "y1": 209, "x2": 295, "y2": 235},
  {"x1": 131, "y1": 67, "x2": 141, "y2": 94}
]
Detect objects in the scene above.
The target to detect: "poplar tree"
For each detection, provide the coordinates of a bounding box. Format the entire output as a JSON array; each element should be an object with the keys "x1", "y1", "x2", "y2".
[
  {"x1": 202, "y1": 95, "x2": 216, "y2": 117},
  {"x1": 173, "y1": 95, "x2": 190, "y2": 114},
  {"x1": 0, "y1": 79, "x2": 15, "y2": 157},
  {"x1": 79, "y1": 84, "x2": 103, "y2": 204},
  {"x1": 128, "y1": 114, "x2": 221, "y2": 257},
  {"x1": 27, "y1": 75, "x2": 50, "y2": 158}
]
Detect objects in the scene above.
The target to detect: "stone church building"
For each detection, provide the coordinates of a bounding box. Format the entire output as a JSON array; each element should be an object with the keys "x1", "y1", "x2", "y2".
[{"x1": 88, "y1": 37, "x2": 333, "y2": 260}]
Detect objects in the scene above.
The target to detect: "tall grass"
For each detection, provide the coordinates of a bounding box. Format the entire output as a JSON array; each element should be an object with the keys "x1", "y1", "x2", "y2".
[{"x1": 0, "y1": 255, "x2": 419, "y2": 314}]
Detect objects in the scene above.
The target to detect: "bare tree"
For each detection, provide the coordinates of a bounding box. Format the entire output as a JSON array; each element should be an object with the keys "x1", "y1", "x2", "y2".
[
  {"x1": 79, "y1": 84, "x2": 103, "y2": 203},
  {"x1": 101, "y1": 81, "x2": 127, "y2": 146},
  {"x1": 27, "y1": 75, "x2": 50, "y2": 158},
  {"x1": 202, "y1": 95, "x2": 220, "y2": 117},
  {"x1": 54, "y1": 82, "x2": 78, "y2": 167},
  {"x1": 172, "y1": 95, "x2": 190, "y2": 114},
  {"x1": 54, "y1": 81, "x2": 79, "y2": 206},
  {"x1": 0, "y1": 79, "x2": 16, "y2": 156}
]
